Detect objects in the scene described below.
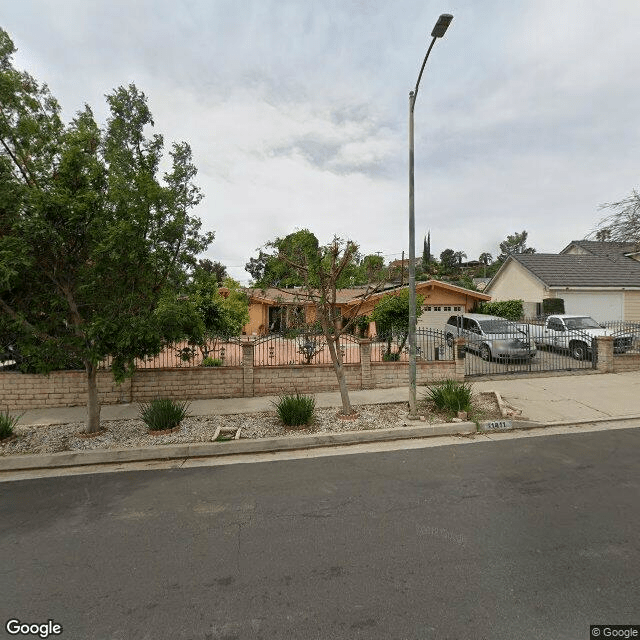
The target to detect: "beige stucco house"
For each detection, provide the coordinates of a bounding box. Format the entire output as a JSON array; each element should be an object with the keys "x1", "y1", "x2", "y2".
[{"x1": 485, "y1": 240, "x2": 640, "y2": 321}]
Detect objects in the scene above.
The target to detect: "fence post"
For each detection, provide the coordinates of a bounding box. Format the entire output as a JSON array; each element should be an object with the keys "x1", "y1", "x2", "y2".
[
  {"x1": 454, "y1": 337, "x2": 466, "y2": 380},
  {"x1": 359, "y1": 339, "x2": 373, "y2": 389},
  {"x1": 242, "y1": 338, "x2": 255, "y2": 397},
  {"x1": 595, "y1": 336, "x2": 614, "y2": 373}
]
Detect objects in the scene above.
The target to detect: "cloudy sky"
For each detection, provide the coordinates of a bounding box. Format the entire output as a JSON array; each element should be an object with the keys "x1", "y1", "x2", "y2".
[{"x1": 4, "y1": 1, "x2": 640, "y2": 283}]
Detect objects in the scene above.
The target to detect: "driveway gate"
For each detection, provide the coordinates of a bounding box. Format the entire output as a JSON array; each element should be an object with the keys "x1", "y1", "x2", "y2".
[{"x1": 461, "y1": 322, "x2": 597, "y2": 377}]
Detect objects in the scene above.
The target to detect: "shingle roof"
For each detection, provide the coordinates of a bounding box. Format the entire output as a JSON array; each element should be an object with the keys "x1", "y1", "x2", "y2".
[
  {"x1": 513, "y1": 253, "x2": 640, "y2": 287},
  {"x1": 562, "y1": 240, "x2": 640, "y2": 260}
]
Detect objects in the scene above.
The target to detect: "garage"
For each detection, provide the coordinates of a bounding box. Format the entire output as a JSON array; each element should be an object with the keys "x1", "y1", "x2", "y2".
[
  {"x1": 417, "y1": 304, "x2": 465, "y2": 331},
  {"x1": 559, "y1": 291, "x2": 624, "y2": 323}
]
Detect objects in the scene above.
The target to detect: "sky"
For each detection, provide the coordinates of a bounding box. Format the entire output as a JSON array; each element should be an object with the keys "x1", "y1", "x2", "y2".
[{"x1": 3, "y1": 1, "x2": 640, "y2": 284}]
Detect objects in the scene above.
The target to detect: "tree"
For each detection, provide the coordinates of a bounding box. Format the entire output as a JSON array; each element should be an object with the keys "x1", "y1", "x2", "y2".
[
  {"x1": 0, "y1": 29, "x2": 213, "y2": 432},
  {"x1": 370, "y1": 290, "x2": 424, "y2": 361},
  {"x1": 439, "y1": 249, "x2": 457, "y2": 272},
  {"x1": 422, "y1": 231, "x2": 431, "y2": 272},
  {"x1": 197, "y1": 258, "x2": 227, "y2": 284},
  {"x1": 591, "y1": 190, "x2": 640, "y2": 243},
  {"x1": 245, "y1": 229, "x2": 334, "y2": 287},
  {"x1": 184, "y1": 271, "x2": 249, "y2": 361},
  {"x1": 497, "y1": 230, "x2": 535, "y2": 262},
  {"x1": 453, "y1": 251, "x2": 467, "y2": 268},
  {"x1": 254, "y1": 230, "x2": 382, "y2": 415},
  {"x1": 479, "y1": 252, "x2": 493, "y2": 277},
  {"x1": 358, "y1": 254, "x2": 385, "y2": 284}
]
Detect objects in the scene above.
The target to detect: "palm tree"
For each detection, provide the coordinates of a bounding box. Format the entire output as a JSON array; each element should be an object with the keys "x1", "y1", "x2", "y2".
[
  {"x1": 453, "y1": 251, "x2": 467, "y2": 270},
  {"x1": 479, "y1": 252, "x2": 493, "y2": 277}
]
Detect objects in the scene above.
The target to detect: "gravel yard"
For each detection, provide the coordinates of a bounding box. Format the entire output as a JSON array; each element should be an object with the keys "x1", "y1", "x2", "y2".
[{"x1": 0, "y1": 393, "x2": 502, "y2": 457}]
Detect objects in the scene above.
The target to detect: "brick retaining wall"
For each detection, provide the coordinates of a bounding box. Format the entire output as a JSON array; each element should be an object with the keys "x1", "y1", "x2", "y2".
[
  {"x1": 613, "y1": 353, "x2": 640, "y2": 373},
  {"x1": 0, "y1": 339, "x2": 461, "y2": 410}
]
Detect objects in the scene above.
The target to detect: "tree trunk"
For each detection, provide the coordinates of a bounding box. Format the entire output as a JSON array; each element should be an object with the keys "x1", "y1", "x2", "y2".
[
  {"x1": 85, "y1": 361, "x2": 102, "y2": 433},
  {"x1": 325, "y1": 332, "x2": 353, "y2": 416}
]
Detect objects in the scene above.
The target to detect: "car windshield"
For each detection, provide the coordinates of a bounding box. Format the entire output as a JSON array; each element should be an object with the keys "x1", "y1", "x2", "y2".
[
  {"x1": 478, "y1": 320, "x2": 517, "y2": 334},
  {"x1": 564, "y1": 317, "x2": 602, "y2": 330}
]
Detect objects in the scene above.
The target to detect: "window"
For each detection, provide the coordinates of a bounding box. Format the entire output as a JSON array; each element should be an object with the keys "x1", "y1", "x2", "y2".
[
  {"x1": 444, "y1": 306, "x2": 451, "y2": 311},
  {"x1": 454, "y1": 306, "x2": 462, "y2": 312}
]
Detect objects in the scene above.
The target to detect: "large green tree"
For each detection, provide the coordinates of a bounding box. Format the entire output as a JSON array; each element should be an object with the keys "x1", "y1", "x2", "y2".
[
  {"x1": 0, "y1": 29, "x2": 213, "y2": 432},
  {"x1": 497, "y1": 230, "x2": 536, "y2": 262}
]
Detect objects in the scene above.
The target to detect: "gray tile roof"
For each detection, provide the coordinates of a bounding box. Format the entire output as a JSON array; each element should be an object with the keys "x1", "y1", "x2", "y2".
[
  {"x1": 562, "y1": 240, "x2": 640, "y2": 260},
  {"x1": 513, "y1": 253, "x2": 640, "y2": 287}
]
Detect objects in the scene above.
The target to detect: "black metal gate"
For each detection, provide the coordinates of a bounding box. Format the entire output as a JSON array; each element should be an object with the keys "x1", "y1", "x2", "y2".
[{"x1": 462, "y1": 323, "x2": 597, "y2": 377}]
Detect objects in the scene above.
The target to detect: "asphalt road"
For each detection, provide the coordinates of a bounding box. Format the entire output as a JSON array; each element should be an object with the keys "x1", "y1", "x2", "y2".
[{"x1": 1, "y1": 428, "x2": 639, "y2": 640}]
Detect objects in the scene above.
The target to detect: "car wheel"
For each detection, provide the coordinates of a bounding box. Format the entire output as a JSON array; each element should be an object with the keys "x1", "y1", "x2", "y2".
[
  {"x1": 569, "y1": 341, "x2": 588, "y2": 361},
  {"x1": 479, "y1": 344, "x2": 491, "y2": 361}
]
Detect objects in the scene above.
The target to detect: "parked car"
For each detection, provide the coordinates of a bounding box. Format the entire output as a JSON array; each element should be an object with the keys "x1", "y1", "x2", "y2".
[
  {"x1": 445, "y1": 314, "x2": 536, "y2": 361},
  {"x1": 524, "y1": 314, "x2": 633, "y2": 360}
]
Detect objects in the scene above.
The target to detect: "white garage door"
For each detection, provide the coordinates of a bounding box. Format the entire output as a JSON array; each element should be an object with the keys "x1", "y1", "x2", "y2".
[
  {"x1": 560, "y1": 291, "x2": 623, "y2": 323},
  {"x1": 417, "y1": 305, "x2": 465, "y2": 331}
]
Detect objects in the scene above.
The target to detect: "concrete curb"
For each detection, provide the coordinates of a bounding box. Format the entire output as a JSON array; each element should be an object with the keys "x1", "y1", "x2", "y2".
[{"x1": 0, "y1": 421, "x2": 476, "y2": 472}]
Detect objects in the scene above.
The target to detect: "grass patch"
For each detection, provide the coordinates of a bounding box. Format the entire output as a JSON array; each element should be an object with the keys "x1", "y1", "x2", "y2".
[
  {"x1": 272, "y1": 393, "x2": 316, "y2": 427},
  {"x1": 138, "y1": 398, "x2": 191, "y2": 432},
  {"x1": 0, "y1": 409, "x2": 21, "y2": 440}
]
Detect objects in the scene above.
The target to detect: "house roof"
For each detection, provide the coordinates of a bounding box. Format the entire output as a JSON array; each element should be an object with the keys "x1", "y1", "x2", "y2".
[
  {"x1": 561, "y1": 240, "x2": 640, "y2": 260},
  {"x1": 246, "y1": 280, "x2": 490, "y2": 306},
  {"x1": 509, "y1": 252, "x2": 640, "y2": 287},
  {"x1": 245, "y1": 286, "x2": 374, "y2": 305}
]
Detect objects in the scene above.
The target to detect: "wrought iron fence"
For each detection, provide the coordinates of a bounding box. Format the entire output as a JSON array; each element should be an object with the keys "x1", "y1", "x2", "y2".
[
  {"x1": 99, "y1": 338, "x2": 244, "y2": 370},
  {"x1": 600, "y1": 321, "x2": 640, "y2": 354},
  {"x1": 460, "y1": 318, "x2": 596, "y2": 376},
  {"x1": 253, "y1": 332, "x2": 361, "y2": 366},
  {"x1": 371, "y1": 328, "x2": 453, "y2": 363}
]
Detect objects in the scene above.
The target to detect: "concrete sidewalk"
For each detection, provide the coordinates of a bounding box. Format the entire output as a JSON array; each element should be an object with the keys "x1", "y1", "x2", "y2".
[{"x1": 14, "y1": 370, "x2": 640, "y2": 427}]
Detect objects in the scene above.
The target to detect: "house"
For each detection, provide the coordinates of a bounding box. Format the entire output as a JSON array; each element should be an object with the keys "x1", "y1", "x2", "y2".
[
  {"x1": 242, "y1": 281, "x2": 490, "y2": 335},
  {"x1": 485, "y1": 240, "x2": 640, "y2": 321}
]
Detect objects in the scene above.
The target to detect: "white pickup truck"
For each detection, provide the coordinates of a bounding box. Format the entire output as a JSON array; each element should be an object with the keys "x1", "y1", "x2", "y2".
[{"x1": 526, "y1": 315, "x2": 633, "y2": 360}]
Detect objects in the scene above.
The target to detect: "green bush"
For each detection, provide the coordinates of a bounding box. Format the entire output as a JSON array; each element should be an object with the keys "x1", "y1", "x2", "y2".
[
  {"x1": 273, "y1": 393, "x2": 316, "y2": 427},
  {"x1": 201, "y1": 356, "x2": 223, "y2": 367},
  {"x1": 424, "y1": 380, "x2": 473, "y2": 413},
  {"x1": 477, "y1": 299, "x2": 523, "y2": 321},
  {"x1": 0, "y1": 409, "x2": 20, "y2": 439},
  {"x1": 382, "y1": 352, "x2": 401, "y2": 362},
  {"x1": 138, "y1": 398, "x2": 191, "y2": 432}
]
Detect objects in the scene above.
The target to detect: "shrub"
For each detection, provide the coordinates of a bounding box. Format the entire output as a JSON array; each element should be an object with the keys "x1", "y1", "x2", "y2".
[
  {"x1": 382, "y1": 352, "x2": 401, "y2": 362},
  {"x1": 201, "y1": 356, "x2": 223, "y2": 367},
  {"x1": 424, "y1": 380, "x2": 473, "y2": 413},
  {"x1": 476, "y1": 300, "x2": 523, "y2": 321},
  {"x1": 273, "y1": 393, "x2": 316, "y2": 427},
  {"x1": 0, "y1": 409, "x2": 21, "y2": 440},
  {"x1": 138, "y1": 398, "x2": 191, "y2": 432}
]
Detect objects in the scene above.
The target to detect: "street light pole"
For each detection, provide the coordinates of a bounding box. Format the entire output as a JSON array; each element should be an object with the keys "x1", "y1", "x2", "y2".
[{"x1": 408, "y1": 13, "x2": 453, "y2": 418}]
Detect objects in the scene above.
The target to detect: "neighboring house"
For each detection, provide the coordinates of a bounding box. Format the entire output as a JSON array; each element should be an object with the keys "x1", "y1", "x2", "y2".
[
  {"x1": 241, "y1": 281, "x2": 490, "y2": 335},
  {"x1": 485, "y1": 240, "x2": 640, "y2": 322}
]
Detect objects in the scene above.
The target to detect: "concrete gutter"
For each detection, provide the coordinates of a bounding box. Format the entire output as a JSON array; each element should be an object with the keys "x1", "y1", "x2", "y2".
[{"x1": 0, "y1": 421, "x2": 475, "y2": 472}]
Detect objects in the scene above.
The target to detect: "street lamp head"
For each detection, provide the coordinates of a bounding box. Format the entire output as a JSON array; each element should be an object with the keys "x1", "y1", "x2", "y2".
[{"x1": 431, "y1": 14, "x2": 453, "y2": 38}]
